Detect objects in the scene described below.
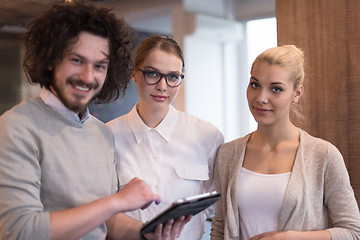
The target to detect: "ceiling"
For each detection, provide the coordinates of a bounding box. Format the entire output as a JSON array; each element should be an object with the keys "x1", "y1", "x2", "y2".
[
  {"x1": 0, "y1": 0, "x2": 184, "y2": 40},
  {"x1": 1, "y1": 0, "x2": 183, "y2": 26},
  {"x1": 0, "y1": 0, "x2": 275, "y2": 40}
]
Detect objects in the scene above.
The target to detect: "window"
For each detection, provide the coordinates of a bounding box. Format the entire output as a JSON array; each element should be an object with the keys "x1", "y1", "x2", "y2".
[
  {"x1": 184, "y1": 16, "x2": 277, "y2": 142},
  {"x1": 246, "y1": 17, "x2": 277, "y2": 132}
]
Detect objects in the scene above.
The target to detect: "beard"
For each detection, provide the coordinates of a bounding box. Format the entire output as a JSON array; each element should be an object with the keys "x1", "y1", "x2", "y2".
[{"x1": 50, "y1": 77, "x2": 100, "y2": 114}]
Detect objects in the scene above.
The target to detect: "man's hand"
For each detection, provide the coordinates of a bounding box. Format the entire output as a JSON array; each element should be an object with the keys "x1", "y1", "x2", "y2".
[{"x1": 114, "y1": 177, "x2": 161, "y2": 212}]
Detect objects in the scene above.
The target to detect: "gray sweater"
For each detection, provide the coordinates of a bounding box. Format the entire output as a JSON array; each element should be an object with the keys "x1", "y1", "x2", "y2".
[
  {"x1": 0, "y1": 97, "x2": 117, "y2": 240},
  {"x1": 211, "y1": 129, "x2": 360, "y2": 240}
]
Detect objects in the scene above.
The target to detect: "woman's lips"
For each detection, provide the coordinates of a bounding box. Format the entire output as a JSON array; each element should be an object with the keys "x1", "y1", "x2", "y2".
[
  {"x1": 254, "y1": 106, "x2": 272, "y2": 114},
  {"x1": 151, "y1": 94, "x2": 168, "y2": 101}
]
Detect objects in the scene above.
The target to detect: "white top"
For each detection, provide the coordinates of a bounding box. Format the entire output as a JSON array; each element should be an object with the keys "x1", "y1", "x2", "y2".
[
  {"x1": 106, "y1": 104, "x2": 224, "y2": 240},
  {"x1": 236, "y1": 167, "x2": 291, "y2": 240}
]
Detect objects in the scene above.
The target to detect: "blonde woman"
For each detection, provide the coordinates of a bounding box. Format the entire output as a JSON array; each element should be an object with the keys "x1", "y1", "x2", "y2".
[{"x1": 211, "y1": 45, "x2": 360, "y2": 240}]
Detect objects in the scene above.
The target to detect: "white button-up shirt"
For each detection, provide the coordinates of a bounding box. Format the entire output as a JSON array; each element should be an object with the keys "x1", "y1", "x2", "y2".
[{"x1": 107, "y1": 104, "x2": 224, "y2": 240}]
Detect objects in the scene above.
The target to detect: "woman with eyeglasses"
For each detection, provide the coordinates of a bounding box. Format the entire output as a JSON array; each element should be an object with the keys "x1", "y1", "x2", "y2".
[
  {"x1": 107, "y1": 35, "x2": 224, "y2": 240},
  {"x1": 210, "y1": 45, "x2": 360, "y2": 240}
]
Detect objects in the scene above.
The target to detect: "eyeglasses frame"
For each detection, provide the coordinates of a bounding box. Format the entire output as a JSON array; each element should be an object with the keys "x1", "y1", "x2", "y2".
[{"x1": 138, "y1": 69, "x2": 184, "y2": 88}]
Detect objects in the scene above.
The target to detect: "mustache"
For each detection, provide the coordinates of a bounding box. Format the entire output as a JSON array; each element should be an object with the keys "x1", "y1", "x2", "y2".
[{"x1": 66, "y1": 78, "x2": 99, "y2": 90}]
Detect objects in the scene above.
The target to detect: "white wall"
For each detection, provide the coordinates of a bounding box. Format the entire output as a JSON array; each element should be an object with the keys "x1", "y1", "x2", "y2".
[{"x1": 184, "y1": 15, "x2": 249, "y2": 141}]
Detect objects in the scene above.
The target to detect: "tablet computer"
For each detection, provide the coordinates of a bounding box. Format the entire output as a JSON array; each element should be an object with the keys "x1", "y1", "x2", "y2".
[{"x1": 140, "y1": 191, "x2": 220, "y2": 236}]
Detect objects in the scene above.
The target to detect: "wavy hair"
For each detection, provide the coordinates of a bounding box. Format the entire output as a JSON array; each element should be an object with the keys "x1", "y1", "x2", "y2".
[{"x1": 22, "y1": 0, "x2": 135, "y2": 103}]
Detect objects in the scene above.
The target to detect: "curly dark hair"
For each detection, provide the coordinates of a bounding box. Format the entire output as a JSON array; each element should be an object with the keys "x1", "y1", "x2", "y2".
[{"x1": 22, "y1": 0, "x2": 136, "y2": 103}]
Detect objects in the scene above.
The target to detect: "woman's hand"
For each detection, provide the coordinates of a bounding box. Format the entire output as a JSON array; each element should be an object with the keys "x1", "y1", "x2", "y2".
[
  {"x1": 144, "y1": 216, "x2": 192, "y2": 240},
  {"x1": 250, "y1": 230, "x2": 331, "y2": 240},
  {"x1": 250, "y1": 231, "x2": 288, "y2": 240}
]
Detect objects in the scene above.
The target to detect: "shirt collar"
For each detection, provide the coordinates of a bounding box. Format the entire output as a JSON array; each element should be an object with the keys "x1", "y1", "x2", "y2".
[
  {"x1": 128, "y1": 104, "x2": 178, "y2": 143},
  {"x1": 40, "y1": 87, "x2": 89, "y2": 123}
]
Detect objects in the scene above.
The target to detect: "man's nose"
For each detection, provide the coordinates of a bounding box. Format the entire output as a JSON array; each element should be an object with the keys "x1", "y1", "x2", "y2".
[{"x1": 79, "y1": 64, "x2": 93, "y2": 84}]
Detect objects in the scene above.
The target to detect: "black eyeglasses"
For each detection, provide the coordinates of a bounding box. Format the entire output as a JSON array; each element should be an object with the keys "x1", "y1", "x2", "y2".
[{"x1": 138, "y1": 69, "x2": 184, "y2": 87}]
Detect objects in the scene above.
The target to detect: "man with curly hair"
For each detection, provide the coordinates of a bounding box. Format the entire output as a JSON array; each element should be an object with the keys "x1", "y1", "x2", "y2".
[{"x1": 0, "y1": 1, "x2": 189, "y2": 239}]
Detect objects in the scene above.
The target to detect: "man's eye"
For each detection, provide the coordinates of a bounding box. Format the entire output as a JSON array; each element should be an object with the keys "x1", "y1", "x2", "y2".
[
  {"x1": 96, "y1": 64, "x2": 107, "y2": 71},
  {"x1": 72, "y1": 58, "x2": 81, "y2": 64}
]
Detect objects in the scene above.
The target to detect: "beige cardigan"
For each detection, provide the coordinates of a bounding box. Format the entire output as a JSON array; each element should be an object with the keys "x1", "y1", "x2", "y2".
[{"x1": 211, "y1": 129, "x2": 360, "y2": 240}]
